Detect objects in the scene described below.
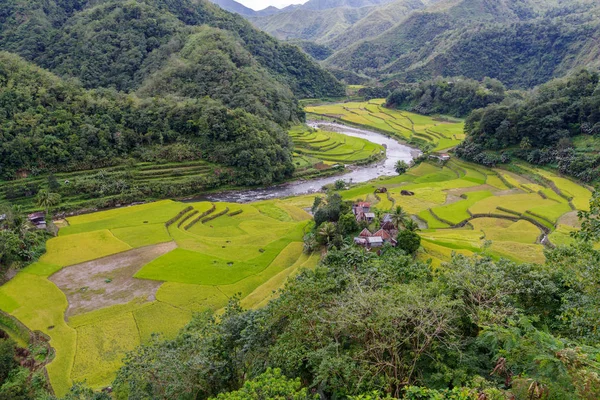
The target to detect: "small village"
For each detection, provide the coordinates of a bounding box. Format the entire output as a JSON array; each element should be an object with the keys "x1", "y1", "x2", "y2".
[{"x1": 351, "y1": 202, "x2": 398, "y2": 249}]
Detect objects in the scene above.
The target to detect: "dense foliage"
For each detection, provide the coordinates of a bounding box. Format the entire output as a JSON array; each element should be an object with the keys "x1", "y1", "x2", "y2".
[
  {"x1": 386, "y1": 77, "x2": 506, "y2": 117},
  {"x1": 0, "y1": 52, "x2": 294, "y2": 185},
  {"x1": 456, "y1": 69, "x2": 600, "y2": 182},
  {"x1": 0, "y1": 205, "x2": 48, "y2": 275},
  {"x1": 0, "y1": 0, "x2": 344, "y2": 99}
]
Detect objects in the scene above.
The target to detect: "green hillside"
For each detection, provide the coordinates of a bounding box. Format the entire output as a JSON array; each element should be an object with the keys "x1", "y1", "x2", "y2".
[
  {"x1": 325, "y1": 0, "x2": 600, "y2": 88},
  {"x1": 0, "y1": 0, "x2": 344, "y2": 99},
  {"x1": 0, "y1": 52, "x2": 294, "y2": 188}
]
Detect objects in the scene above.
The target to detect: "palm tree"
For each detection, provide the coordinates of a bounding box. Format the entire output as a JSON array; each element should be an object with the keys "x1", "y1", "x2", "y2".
[
  {"x1": 395, "y1": 160, "x2": 409, "y2": 175},
  {"x1": 318, "y1": 222, "x2": 337, "y2": 247},
  {"x1": 404, "y1": 219, "x2": 420, "y2": 232},
  {"x1": 391, "y1": 206, "x2": 408, "y2": 229},
  {"x1": 36, "y1": 189, "x2": 61, "y2": 215}
]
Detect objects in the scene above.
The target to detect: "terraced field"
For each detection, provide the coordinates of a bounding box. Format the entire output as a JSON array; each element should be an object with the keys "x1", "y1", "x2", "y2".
[
  {"x1": 336, "y1": 158, "x2": 592, "y2": 266},
  {"x1": 305, "y1": 99, "x2": 465, "y2": 151},
  {"x1": 0, "y1": 199, "x2": 317, "y2": 395},
  {"x1": 290, "y1": 125, "x2": 383, "y2": 165},
  {"x1": 0, "y1": 160, "x2": 216, "y2": 212}
]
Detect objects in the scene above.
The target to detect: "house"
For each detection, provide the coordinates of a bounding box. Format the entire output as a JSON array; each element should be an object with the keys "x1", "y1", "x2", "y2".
[
  {"x1": 28, "y1": 212, "x2": 47, "y2": 229},
  {"x1": 354, "y1": 228, "x2": 396, "y2": 249},
  {"x1": 366, "y1": 236, "x2": 384, "y2": 248},
  {"x1": 429, "y1": 153, "x2": 451, "y2": 162},
  {"x1": 355, "y1": 211, "x2": 376, "y2": 223},
  {"x1": 364, "y1": 212, "x2": 376, "y2": 223},
  {"x1": 359, "y1": 228, "x2": 372, "y2": 237},
  {"x1": 373, "y1": 229, "x2": 397, "y2": 246},
  {"x1": 352, "y1": 202, "x2": 371, "y2": 216}
]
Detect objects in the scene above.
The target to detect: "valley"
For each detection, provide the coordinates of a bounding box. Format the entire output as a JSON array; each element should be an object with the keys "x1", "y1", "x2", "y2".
[
  {"x1": 0, "y1": 99, "x2": 595, "y2": 395},
  {"x1": 0, "y1": 0, "x2": 599, "y2": 398}
]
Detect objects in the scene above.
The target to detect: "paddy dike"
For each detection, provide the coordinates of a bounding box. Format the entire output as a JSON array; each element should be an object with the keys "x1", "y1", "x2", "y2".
[{"x1": 49, "y1": 241, "x2": 177, "y2": 317}]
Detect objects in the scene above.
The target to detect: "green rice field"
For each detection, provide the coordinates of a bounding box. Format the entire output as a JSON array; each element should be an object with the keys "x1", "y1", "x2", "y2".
[
  {"x1": 335, "y1": 158, "x2": 591, "y2": 266},
  {"x1": 0, "y1": 199, "x2": 317, "y2": 395},
  {"x1": 305, "y1": 99, "x2": 465, "y2": 151}
]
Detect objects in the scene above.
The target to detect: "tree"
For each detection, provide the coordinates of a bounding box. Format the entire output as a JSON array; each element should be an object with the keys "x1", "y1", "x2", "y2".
[
  {"x1": 0, "y1": 337, "x2": 16, "y2": 385},
  {"x1": 391, "y1": 206, "x2": 408, "y2": 229},
  {"x1": 334, "y1": 179, "x2": 346, "y2": 190},
  {"x1": 576, "y1": 187, "x2": 600, "y2": 242},
  {"x1": 403, "y1": 219, "x2": 420, "y2": 232},
  {"x1": 54, "y1": 383, "x2": 112, "y2": 400},
  {"x1": 395, "y1": 160, "x2": 409, "y2": 175},
  {"x1": 36, "y1": 190, "x2": 61, "y2": 215},
  {"x1": 338, "y1": 213, "x2": 358, "y2": 235},
  {"x1": 211, "y1": 368, "x2": 316, "y2": 400},
  {"x1": 317, "y1": 222, "x2": 337, "y2": 246},
  {"x1": 396, "y1": 230, "x2": 421, "y2": 254}
]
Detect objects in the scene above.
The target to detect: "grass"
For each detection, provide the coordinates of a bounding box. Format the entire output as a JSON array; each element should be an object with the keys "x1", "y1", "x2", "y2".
[
  {"x1": 71, "y1": 312, "x2": 140, "y2": 387},
  {"x1": 470, "y1": 218, "x2": 540, "y2": 244},
  {"x1": 0, "y1": 273, "x2": 76, "y2": 395},
  {"x1": 430, "y1": 191, "x2": 493, "y2": 224},
  {"x1": 133, "y1": 302, "x2": 192, "y2": 342},
  {"x1": 41, "y1": 229, "x2": 132, "y2": 267},
  {"x1": 111, "y1": 224, "x2": 172, "y2": 248},
  {"x1": 290, "y1": 125, "x2": 383, "y2": 163},
  {"x1": 156, "y1": 283, "x2": 229, "y2": 312},
  {"x1": 0, "y1": 198, "x2": 315, "y2": 394},
  {"x1": 60, "y1": 200, "x2": 187, "y2": 236}
]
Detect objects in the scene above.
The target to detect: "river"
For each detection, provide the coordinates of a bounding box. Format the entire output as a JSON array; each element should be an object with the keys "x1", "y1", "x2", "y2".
[{"x1": 206, "y1": 121, "x2": 421, "y2": 203}]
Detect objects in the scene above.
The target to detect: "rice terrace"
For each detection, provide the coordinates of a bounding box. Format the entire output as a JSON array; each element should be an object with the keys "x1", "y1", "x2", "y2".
[
  {"x1": 0, "y1": 97, "x2": 598, "y2": 397},
  {"x1": 0, "y1": 199, "x2": 317, "y2": 393}
]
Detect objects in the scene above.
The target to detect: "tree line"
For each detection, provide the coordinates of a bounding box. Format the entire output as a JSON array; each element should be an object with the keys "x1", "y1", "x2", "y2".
[
  {"x1": 456, "y1": 69, "x2": 600, "y2": 182},
  {"x1": 0, "y1": 52, "x2": 294, "y2": 186}
]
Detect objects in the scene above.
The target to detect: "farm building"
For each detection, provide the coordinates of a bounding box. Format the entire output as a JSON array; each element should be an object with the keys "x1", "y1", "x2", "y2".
[
  {"x1": 28, "y1": 212, "x2": 46, "y2": 229},
  {"x1": 429, "y1": 153, "x2": 451, "y2": 162},
  {"x1": 354, "y1": 226, "x2": 396, "y2": 249},
  {"x1": 352, "y1": 202, "x2": 371, "y2": 215}
]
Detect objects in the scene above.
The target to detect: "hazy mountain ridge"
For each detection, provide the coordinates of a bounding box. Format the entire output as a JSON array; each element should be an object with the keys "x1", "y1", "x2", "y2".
[{"x1": 324, "y1": 0, "x2": 600, "y2": 88}]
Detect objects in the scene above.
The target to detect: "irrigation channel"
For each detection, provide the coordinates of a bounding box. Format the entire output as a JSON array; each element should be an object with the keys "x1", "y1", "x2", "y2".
[{"x1": 206, "y1": 121, "x2": 421, "y2": 203}]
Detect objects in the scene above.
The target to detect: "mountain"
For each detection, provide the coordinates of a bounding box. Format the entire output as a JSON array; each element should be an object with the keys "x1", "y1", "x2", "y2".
[
  {"x1": 209, "y1": 0, "x2": 258, "y2": 16},
  {"x1": 250, "y1": 0, "x2": 437, "y2": 49},
  {"x1": 251, "y1": 6, "x2": 375, "y2": 42},
  {"x1": 0, "y1": 0, "x2": 344, "y2": 99},
  {"x1": 0, "y1": 51, "x2": 294, "y2": 185},
  {"x1": 299, "y1": 0, "x2": 397, "y2": 10},
  {"x1": 324, "y1": 0, "x2": 600, "y2": 88},
  {"x1": 0, "y1": 0, "x2": 346, "y2": 187}
]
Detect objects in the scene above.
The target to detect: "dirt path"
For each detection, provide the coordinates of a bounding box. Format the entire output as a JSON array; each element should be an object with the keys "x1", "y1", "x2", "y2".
[{"x1": 50, "y1": 242, "x2": 177, "y2": 318}]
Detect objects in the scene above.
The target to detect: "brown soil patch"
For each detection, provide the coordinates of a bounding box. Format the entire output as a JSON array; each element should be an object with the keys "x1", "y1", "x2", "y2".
[
  {"x1": 50, "y1": 242, "x2": 177, "y2": 318},
  {"x1": 558, "y1": 211, "x2": 582, "y2": 228}
]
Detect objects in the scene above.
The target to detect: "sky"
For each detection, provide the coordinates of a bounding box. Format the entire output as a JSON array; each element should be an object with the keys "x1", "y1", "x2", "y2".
[{"x1": 237, "y1": 0, "x2": 307, "y2": 10}]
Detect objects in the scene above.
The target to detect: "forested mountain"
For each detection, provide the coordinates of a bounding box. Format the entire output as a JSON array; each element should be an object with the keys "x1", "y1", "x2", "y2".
[
  {"x1": 208, "y1": 0, "x2": 259, "y2": 16},
  {"x1": 386, "y1": 76, "x2": 506, "y2": 117},
  {"x1": 0, "y1": 0, "x2": 346, "y2": 188},
  {"x1": 0, "y1": 0, "x2": 344, "y2": 98},
  {"x1": 0, "y1": 52, "x2": 295, "y2": 185},
  {"x1": 324, "y1": 0, "x2": 600, "y2": 88}
]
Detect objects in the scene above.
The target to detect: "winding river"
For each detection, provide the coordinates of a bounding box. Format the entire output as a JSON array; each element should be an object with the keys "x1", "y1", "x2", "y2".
[{"x1": 206, "y1": 121, "x2": 421, "y2": 203}]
